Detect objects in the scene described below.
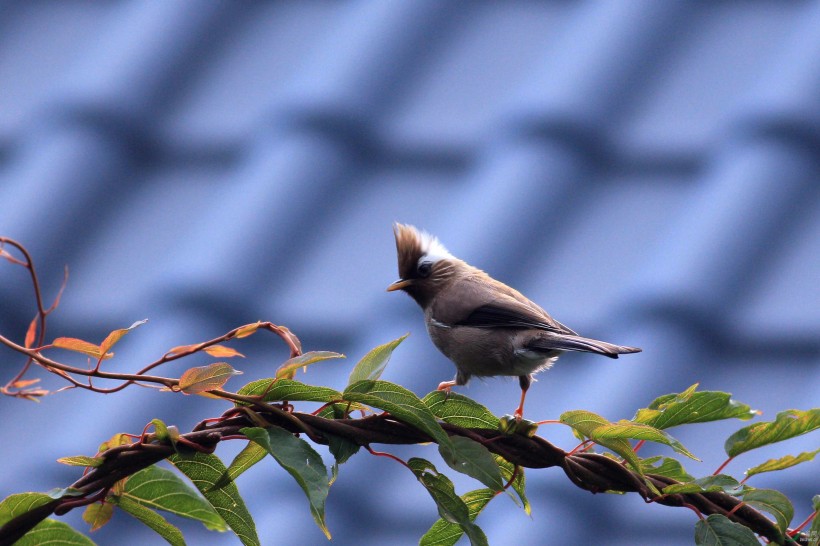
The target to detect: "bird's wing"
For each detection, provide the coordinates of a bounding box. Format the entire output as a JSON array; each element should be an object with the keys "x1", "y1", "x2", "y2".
[
  {"x1": 429, "y1": 274, "x2": 577, "y2": 335},
  {"x1": 455, "y1": 300, "x2": 576, "y2": 334}
]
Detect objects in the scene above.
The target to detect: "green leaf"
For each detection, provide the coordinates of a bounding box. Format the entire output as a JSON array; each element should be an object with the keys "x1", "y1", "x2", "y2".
[
  {"x1": 635, "y1": 384, "x2": 756, "y2": 429},
  {"x1": 313, "y1": 402, "x2": 360, "y2": 421},
  {"x1": 596, "y1": 420, "x2": 699, "y2": 461},
  {"x1": 326, "y1": 433, "x2": 360, "y2": 485},
  {"x1": 112, "y1": 495, "x2": 185, "y2": 546},
  {"x1": 327, "y1": 433, "x2": 360, "y2": 467},
  {"x1": 420, "y1": 488, "x2": 496, "y2": 546},
  {"x1": 560, "y1": 410, "x2": 642, "y2": 473},
  {"x1": 694, "y1": 513, "x2": 759, "y2": 546},
  {"x1": 9, "y1": 521, "x2": 94, "y2": 546},
  {"x1": 561, "y1": 410, "x2": 697, "y2": 497},
  {"x1": 121, "y1": 465, "x2": 225, "y2": 531},
  {"x1": 439, "y1": 436, "x2": 504, "y2": 492},
  {"x1": 640, "y1": 456, "x2": 694, "y2": 483},
  {"x1": 496, "y1": 456, "x2": 529, "y2": 514},
  {"x1": 739, "y1": 488, "x2": 792, "y2": 540},
  {"x1": 724, "y1": 409, "x2": 820, "y2": 457},
  {"x1": 150, "y1": 419, "x2": 180, "y2": 446},
  {"x1": 810, "y1": 495, "x2": 819, "y2": 546},
  {"x1": 177, "y1": 363, "x2": 243, "y2": 395},
  {"x1": 745, "y1": 448, "x2": 820, "y2": 479},
  {"x1": 347, "y1": 334, "x2": 408, "y2": 385},
  {"x1": 211, "y1": 441, "x2": 268, "y2": 492},
  {"x1": 662, "y1": 475, "x2": 743, "y2": 495},
  {"x1": 242, "y1": 426, "x2": 331, "y2": 540},
  {"x1": 275, "y1": 351, "x2": 345, "y2": 380},
  {"x1": 343, "y1": 380, "x2": 451, "y2": 448},
  {"x1": 0, "y1": 492, "x2": 56, "y2": 525},
  {"x1": 56, "y1": 455, "x2": 101, "y2": 468},
  {"x1": 423, "y1": 391, "x2": 499, "y2": 430},
  {"x1": 0, "y1": 493, "x2": 90, "y2": 545},
  {"x1": 46, "y1": 487, "x2": 84, "y2": 500},
  {"x1": 168, "y1": 452, "x2": 259, "y2": 546},
  {"x1": 236, "y1": 378, "x2": 343, "y2": 404},
  {"x1": 497, "y1": 415, "x2": 539, "y2": 437},
  {"x1": 151, "y1": 418, "x2": 170, "y2": 437},
  {"x1": 407, "y1": 458, "x2": 488, "y2": 546}
]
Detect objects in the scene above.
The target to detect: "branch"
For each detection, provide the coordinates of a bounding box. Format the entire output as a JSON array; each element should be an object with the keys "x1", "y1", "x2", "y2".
[
  {"x1": 0, "y1": 402, "x2": 801, "y2": 545},
  {"x1": 0, "y1": 237, "x2": 67, "y2": 397}
]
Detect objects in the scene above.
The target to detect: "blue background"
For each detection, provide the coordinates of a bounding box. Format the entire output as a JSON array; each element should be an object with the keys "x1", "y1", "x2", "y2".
[{"x1": 1, "y1": 2, "x2": 818, "y2": 545}]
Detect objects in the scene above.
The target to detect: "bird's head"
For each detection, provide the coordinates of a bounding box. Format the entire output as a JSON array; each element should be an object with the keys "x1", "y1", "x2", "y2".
[{"x1": 387, "y1": 223, "x2": 458, "y2": 307}]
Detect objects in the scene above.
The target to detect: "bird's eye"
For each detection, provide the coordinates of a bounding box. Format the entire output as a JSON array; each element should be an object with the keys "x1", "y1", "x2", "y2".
[{"x1": 418, "y1": 261, "x2": 433, "y2": 278}]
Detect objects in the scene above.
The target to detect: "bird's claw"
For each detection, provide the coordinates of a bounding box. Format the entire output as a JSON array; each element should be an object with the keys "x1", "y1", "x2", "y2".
[{"x1": 436, "y1": 380, "x2": 456, "y2": 392}]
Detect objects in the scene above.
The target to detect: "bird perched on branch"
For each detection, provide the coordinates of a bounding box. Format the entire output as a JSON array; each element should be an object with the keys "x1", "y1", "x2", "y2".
[{"x1": 387, "y1": 223, "x2": 641, "y2": 419}]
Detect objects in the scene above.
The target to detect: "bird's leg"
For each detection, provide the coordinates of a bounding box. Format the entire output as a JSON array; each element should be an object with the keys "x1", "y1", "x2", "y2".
[
  {"x1": 514, "y1": 374, "x2": 532, "y2": 420},
  {"x1": 437, "y1": 379, "x2": 456, "y2": 392}
]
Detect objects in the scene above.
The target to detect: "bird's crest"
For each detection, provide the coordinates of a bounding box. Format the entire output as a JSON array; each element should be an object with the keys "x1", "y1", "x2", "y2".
[{"x1": 393, "y1": 223, "x2": 452, "y2": 279}]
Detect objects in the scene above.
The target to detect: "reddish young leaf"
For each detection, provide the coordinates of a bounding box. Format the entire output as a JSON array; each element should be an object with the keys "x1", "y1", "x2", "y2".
[
  {"x1": 10, "y1": 378, "x2": 41, "y2": 389},
  {"x1": 83, "y1": 501, "x2": 114, "y2": 531},
  {"x1": 98, "y1": 433, "x2": 133, "y2": 454},
  {"x1": 166, "y1": 344, "x2": 243, "y2": 357},
  {"x1": 277, "y1": 325, "x2": 303, "y2": 354},
  {"x1": 204, "y1": 345, "x2": 245, "y2": 358},
  {"x1": 53, "y1": 337, "x2": 111, "y2": 360},
  {"x1": 178, "y1": 363, "x2": 243, "y2": 395},
  {"x1": 99, "y1": 319, "x2": 147, "y2": 355},
  {"x1": 24, "y1": 316, "x2": 38, "y2": 348},
  {"x1": 14, "y1": 387, "x2": 50, "y2": 402},
  {"x1": 0, "y1": 247, "x2": 19, "y2": 264},
  {"x1": 235, "y1": 321, "x2": 262, "y2": 339},
  {"x1": 46, "y1": 265, "x2": 69, "y2": 313},
  {"x1": 110, "y1": 477, "x2": 127, "y2": 497},
  {"x1": 167, "y1": 344, "x2": 198, "y2": 356}
]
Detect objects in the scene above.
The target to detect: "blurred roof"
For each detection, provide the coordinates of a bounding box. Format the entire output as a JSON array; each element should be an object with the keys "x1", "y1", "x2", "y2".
[{"x1": 1, "y1": 2, "x2": 818, "y2": 545}]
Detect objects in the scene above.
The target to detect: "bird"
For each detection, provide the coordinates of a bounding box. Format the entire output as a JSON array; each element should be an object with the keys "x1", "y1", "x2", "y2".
[{"x1": 387, "y1": 223, "x2": 641, "y2": 419}]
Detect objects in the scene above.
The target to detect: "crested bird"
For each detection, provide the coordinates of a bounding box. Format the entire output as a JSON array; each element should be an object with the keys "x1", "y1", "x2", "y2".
[{"x1": 387, "y1": 223, "x2": 641, "y2": 418}]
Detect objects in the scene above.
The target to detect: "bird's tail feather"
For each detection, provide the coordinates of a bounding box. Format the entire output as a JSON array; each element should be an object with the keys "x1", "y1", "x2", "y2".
[{"x1": 528, "y1": 334, "x2": 641, "y2": 359}]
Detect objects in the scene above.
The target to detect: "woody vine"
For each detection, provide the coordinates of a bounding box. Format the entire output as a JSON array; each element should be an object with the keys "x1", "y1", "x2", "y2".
[{"x1": 0, "y1": 236, "x2": 817, "y2": 546}]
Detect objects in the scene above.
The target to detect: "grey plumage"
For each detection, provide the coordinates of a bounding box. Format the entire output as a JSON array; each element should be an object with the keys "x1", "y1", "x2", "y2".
[{"x1": 387, "y1": 223, "x2": 641, "y2": 417}]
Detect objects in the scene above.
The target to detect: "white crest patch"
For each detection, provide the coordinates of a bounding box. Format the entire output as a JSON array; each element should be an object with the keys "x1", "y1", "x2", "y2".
[{"x1": 417, "y1": 230, "x2": 453, "y2": 264}]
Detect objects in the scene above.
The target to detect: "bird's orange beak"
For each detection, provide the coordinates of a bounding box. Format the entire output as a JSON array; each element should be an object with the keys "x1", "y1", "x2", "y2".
[{"x1": 386, "y1": 278, "x2": 413, "y2": 292}]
